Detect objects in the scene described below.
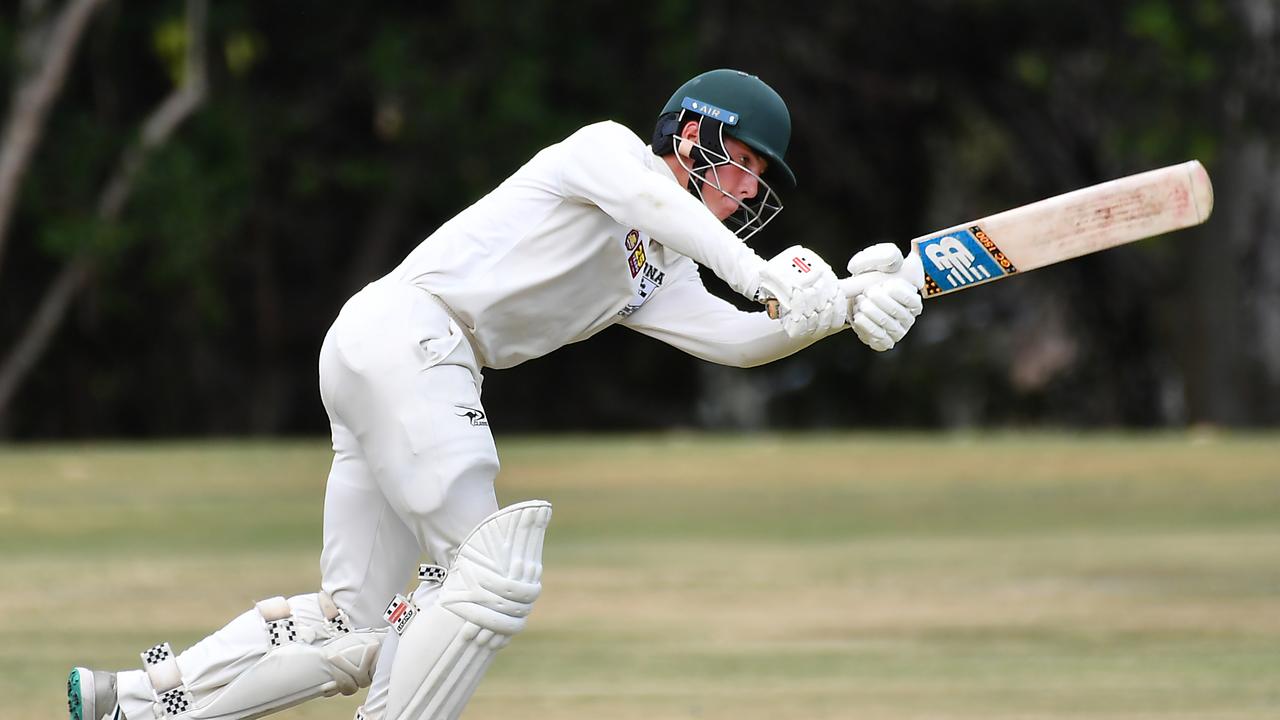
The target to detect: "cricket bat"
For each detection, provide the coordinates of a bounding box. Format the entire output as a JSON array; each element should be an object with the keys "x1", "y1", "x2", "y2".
[
  {"x1": 843, "y1": 159, "x2": 1213, "y2": 300},
  {"x1": 765, "y1": 160, "x2": 1213, "y2": 317}
]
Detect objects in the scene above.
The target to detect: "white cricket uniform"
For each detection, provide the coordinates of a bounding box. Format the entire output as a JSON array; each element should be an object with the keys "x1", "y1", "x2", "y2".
[
  {"x1": 323, "y1": 119, "x2": 832, "y2": 623},
  {"x1": 113, "y1": 120, "x2": 838, "y2": 720}
]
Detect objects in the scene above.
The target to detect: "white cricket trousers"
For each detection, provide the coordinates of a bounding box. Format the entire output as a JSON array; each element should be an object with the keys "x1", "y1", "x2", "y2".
[
  {"x1": 319, "y1": 278, "x2": 499, "y2": 627},
  {"x1": 115, "y1": 278, "x2": 500, "y2": 720}
]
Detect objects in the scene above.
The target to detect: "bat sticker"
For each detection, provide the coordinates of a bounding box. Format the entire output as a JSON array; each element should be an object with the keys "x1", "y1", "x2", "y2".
[{"x1": 917, "y1": 226, "x2": 1018, "y2": 296}]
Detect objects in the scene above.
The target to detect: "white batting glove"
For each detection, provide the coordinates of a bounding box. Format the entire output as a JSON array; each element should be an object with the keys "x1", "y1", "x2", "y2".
[
  {"x1": 782, "y1": 283, "x2": 847, "y2": 338},
  {"x1": 847, "y1": 242, "x2": 926, "y2": 289},
  {"x1": 847, "y1": 242, "x2": 906, "y2": 275},
  {"x1": 850, "y1": 278, "x2": 923, "y2": 352},
  {"x1": 756, "y1": 245, "x2": 847, "y2": 339}
]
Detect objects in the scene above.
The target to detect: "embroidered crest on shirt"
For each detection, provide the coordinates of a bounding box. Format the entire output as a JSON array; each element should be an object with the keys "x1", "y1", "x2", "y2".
[
  {"x1": 625, "y1": 229, "x2": 646, "y2": 277},
  {"x1": 618, "y1": 229, "x2": 665, "y2": 317}
]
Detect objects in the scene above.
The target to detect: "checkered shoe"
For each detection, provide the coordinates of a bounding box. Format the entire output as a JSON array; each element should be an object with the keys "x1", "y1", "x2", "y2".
[{"x1": 67, "y1": 666, "x2": 122, "y2": 720}]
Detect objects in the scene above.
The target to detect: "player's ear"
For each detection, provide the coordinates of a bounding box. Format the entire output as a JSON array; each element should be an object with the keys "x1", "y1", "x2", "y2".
[{"x1": 677, "y1": 120, "x2": 699, "y2": 157}]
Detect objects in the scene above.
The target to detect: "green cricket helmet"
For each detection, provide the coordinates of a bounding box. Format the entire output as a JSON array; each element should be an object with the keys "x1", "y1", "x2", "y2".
[
  {"x1": 660, "y1": 69, "x2": 793, "y2": 240},
  {"x1": 661, "y1": 69, "x2": 796, "y2": 188}
]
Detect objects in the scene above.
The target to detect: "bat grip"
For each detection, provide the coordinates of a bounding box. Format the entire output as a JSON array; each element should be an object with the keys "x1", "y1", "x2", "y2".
[
  {"x1": 765, "y1": 253, "x2": 922, "y2": 322},
  {"x1": 764, "y1": 271, "x2": 892, "y2": 321},
  {"x1": 839, "y1": 271, "x2": 894, "y2": 298}
]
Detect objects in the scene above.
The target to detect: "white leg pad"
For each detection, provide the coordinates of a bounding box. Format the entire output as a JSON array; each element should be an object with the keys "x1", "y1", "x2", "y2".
[
  {"x1": 139, "y1": 592, "x2": 385, "y2": 720},
  {"x1": 385, "y1": 500, "x2": 552, "y2": 720},
  {"x1": 188, "y1": 630, "x2": 384, "y2": 719}
]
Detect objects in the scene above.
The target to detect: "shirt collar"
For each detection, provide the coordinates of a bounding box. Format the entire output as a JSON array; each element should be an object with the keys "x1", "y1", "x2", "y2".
[{"x1": 645, "y1": 145, "x2": 681, "y2": 185}]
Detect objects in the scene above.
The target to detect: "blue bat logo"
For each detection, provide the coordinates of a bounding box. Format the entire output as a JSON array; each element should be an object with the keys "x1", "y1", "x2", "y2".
[{"x1": 917, "y1": 228, "x2": 1010, "y2": 291}]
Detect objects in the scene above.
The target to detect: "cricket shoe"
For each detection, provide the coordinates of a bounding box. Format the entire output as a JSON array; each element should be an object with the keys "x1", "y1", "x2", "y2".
[{"x1": 68, "y1": 666, "x2": 125, "y2": 720}]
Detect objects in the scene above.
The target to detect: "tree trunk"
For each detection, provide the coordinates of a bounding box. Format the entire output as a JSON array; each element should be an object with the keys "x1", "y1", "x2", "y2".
[
  {"x1": 0, "y1": 0, "x2": 208, "y2": 431},
  {"x1": 0, "y1": 0, "x2": 107, "y2": 282},
  {"x1": 1182, "y1": 0, "x2": 1279, "y2": 426}
]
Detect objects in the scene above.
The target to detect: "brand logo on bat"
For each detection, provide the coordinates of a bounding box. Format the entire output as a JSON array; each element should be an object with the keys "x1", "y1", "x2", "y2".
[{"x1": 917, "y1": 226, "x2": 1016, "y2": 295}]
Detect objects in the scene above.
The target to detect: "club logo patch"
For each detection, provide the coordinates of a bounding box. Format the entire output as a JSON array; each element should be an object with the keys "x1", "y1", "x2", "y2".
[
  {"x1": 625, "y1": 229, "x2": 647, "y2": 277},
  {"x1": 617, "y1": 228, "x2": 665, "y2": 317},
  {"x1": 916, "y1": 225, "x2": 1017, "y2": 297},
  {"x1": 456, "y1": 406, "x2": 488, "y2": 426}
]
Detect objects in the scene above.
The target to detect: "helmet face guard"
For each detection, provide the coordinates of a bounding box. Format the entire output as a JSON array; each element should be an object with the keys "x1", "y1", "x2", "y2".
[{"x1": 675, "y1": 110, "x2": 784, "y2": 243}]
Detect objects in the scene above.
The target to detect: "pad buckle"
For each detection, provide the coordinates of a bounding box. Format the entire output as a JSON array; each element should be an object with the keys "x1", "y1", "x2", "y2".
[
  {"x1": 140, "y1": 642, "x2": 195, "y2": 718},
  {"x1": 418, "y1": 563, "x2": 448, "y2": 584},
  {"x1": 318, "y1": 590, "x2": 352, "y2": 635},
  {"x1": 255, "y1": 596, "x2": 297, "y2": 647}
]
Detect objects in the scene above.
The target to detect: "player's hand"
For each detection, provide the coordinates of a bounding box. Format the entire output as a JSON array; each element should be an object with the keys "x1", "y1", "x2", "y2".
[
  {"x1": 847, "y1": 242, "x2": 905, "y2": 275},
  {"x1": 847, "y1": 242, "x2": 926, "y2": 289},
  {"x1": 849, "y1": 278, "x2": 922, "y2": 352},
  {"x1": 756, "y1": 245, "x2": 847, "y2": 339}
]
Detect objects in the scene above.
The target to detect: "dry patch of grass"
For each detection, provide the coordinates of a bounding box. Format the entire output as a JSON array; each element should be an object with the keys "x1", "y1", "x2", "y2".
[{"x1": 2, "y1": 433, "x2": 1278, "y2": 719}]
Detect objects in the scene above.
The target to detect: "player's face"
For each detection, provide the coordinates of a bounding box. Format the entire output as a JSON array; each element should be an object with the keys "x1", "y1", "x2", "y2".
[{"x1": 700, "y1": 136, "x2": 769, "y2": 221}]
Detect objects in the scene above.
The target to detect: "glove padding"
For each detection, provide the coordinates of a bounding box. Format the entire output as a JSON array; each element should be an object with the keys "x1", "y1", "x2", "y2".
[
  {"x1": 756, "y1": 245, "x2": 847, "y2": 339},
  {"x1": 850, "y1": 278, "x2": 923, "y2": 352},
  {"x1": 847, "y1": 242, "x2": 906, "y2": 275},
  {"x1": 847, "y1": 242, "x2": 926, "y2": 290}
]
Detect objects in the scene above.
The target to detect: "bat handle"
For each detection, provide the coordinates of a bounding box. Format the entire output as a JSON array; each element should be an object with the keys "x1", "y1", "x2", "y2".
[
  {"x1": 765, "y1": 272, "x2": 892, "y2": 321},
  {"x1": 765, "y1": 253, "x2": 925, "y2": 321},
  {"x1": 838, "y1": 271, "x2": 894, "y2": 298},
  {"x1": 837, "y1": 254, "x2": 926, "y2": 299}
]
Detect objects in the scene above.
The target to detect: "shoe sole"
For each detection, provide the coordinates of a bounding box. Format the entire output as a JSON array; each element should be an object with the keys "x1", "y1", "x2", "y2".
[{"x1": 67, "y1": 666, "x2": 94, "y2": 720}]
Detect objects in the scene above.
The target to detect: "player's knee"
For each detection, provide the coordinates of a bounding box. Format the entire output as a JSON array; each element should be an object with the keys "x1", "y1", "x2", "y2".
[
  {"x1": 399, "y1": 451, "x2": 498, "y2": 523},
  {"x1": 453, "y1": 449, "x2": 499, "y2": 490},
  {"x1": 444, "y1": 500, "x2": 549, "y2": 634},
  {"x1": 382, "y1": 501, "x2": 551, "y2": 720}
]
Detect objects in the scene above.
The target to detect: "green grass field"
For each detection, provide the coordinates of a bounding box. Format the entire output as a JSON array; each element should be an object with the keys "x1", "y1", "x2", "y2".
[{"x1": 3, "y1": 433, "x2": 1279, "y2": 719}]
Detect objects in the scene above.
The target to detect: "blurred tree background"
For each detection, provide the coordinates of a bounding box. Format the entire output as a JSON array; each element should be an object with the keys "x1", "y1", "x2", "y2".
[{"x1": 0, "y1": 0, "x2": 1275, "y2": 439}]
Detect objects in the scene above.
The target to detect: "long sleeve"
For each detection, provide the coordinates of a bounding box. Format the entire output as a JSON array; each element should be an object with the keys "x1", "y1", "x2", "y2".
[
  {"x1": 619, "y1": 260, "x2": 843, "y2": 368},
  {"x1": 555, "y1": 121, "x2": 767, "y2": 300}
]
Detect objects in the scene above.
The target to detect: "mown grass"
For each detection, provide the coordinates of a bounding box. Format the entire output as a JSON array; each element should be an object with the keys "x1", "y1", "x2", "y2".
[{"x1": 2, "y1": 433, "x2": 1278, "y2": 719}]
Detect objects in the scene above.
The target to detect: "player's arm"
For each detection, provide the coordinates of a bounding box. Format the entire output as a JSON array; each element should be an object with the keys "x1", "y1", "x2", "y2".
[
  {"x1": 556, "y1": 122, "x2": 845, "y2": 339},
  {"x1": 555, "y1": 122, "x2": 769, "y2": 300},
  {"x1": 618, "y1": 261, "x2": 841, "y2": 368}
]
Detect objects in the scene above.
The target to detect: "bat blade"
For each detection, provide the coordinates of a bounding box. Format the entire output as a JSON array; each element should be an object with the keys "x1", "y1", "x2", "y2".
[{"x1": 910, "y1": 160, "x2": 1213, "y2": 298}]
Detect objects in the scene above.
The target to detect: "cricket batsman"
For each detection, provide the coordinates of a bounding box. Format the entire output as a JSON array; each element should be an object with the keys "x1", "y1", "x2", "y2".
[{"x1": 69, "y1": 68, "x2": 923, "y2": 720}]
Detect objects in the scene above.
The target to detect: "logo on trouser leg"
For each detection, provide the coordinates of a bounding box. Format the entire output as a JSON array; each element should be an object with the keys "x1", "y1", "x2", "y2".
[{"x1": 455, "y1": 406, "x2": 488, "y2": 426}]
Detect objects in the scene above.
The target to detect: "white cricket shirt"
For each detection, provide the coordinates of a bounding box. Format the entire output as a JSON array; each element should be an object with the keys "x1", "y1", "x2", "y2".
[{"x1": 389, "y1": 121, "x2": 834, "y2": 369}]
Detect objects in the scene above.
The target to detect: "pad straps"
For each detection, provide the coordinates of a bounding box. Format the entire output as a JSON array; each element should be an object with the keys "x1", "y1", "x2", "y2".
[{"x1": 141, "y1": 642, "x2": 195, "y2": 718}]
